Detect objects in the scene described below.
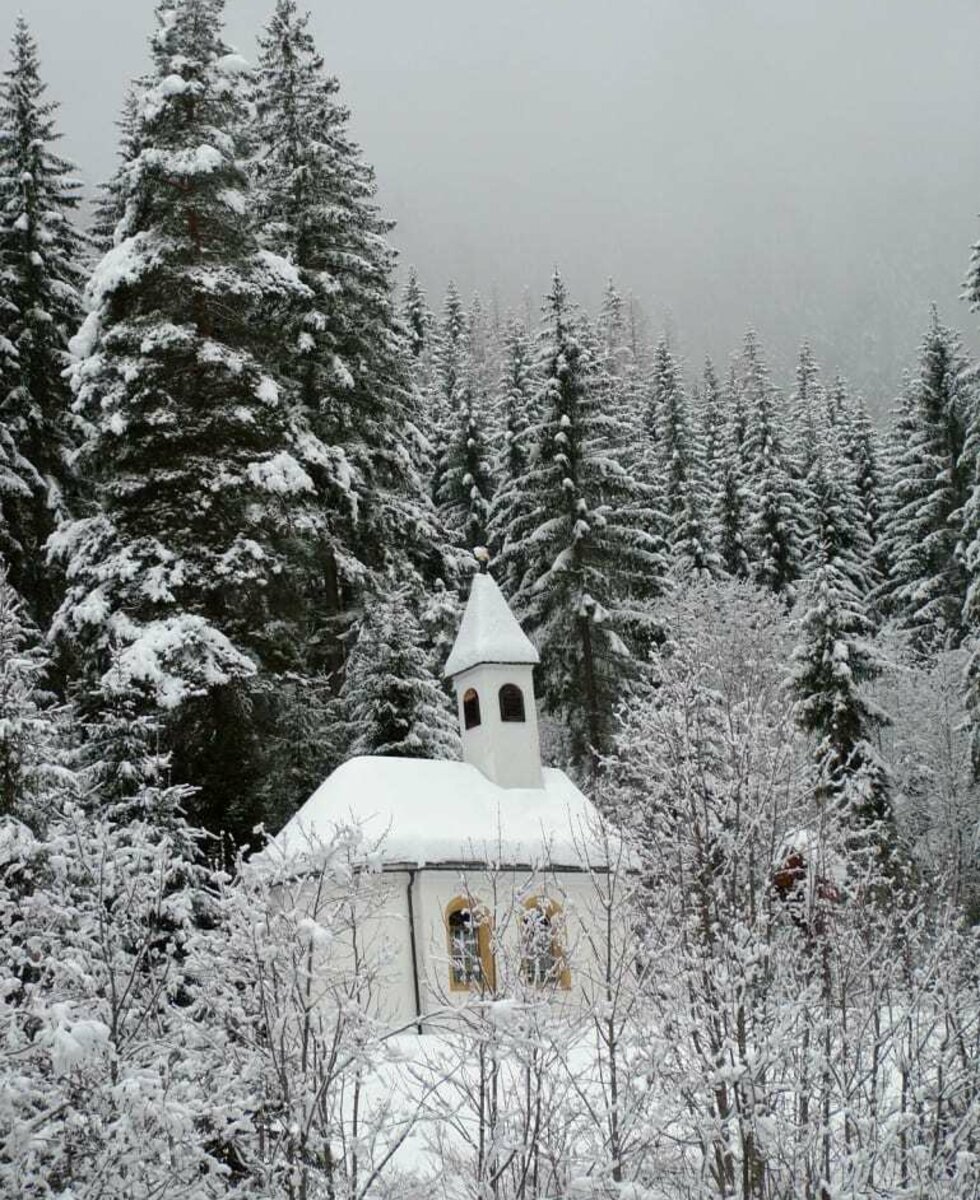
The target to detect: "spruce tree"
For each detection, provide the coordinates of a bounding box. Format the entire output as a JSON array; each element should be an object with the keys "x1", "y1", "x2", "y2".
[
  {"x1": 844, "y1": 397, "x2": 887, "y2": 608},
  {"x1": 712, "y1": 363, "x2": 752, "y2": 579},
  {"x1": 90, "y1": 87, "x2": 142, "y2": 253},
  {"x1": 429, "y1": 281, "x2": 467, "y2": 509},
  {"x1": 648, "y1": 337, "x2": 721, "y2": 578},
  {"x1": 495, "y1": 319, "x2": 536, "y2": 488},
  {"x1": 741, "y1": 331, "x2": 803, "y2": 598},
  {"x1": 342, "y1": 585, "x2": 458, "y2": 759},
  {"x1": 596, "y1": 280, "x2": 645, "y2": 455},
  {"x1": 790, "y1": 341, "x2": 822, "y2": 480},
  {"x1": 501, "y1": 271, "x2": 665, "y2": 776},
  {"x1": 0, "y1": 18, "x2": 86, "y2": 617},
  {"x1": 488, "y1": 318, "x2": 537, "y2": 589},
  {"x1": 0, "y1": 561, "x2": 66, "y2": 827},
  {"x1": 51, "y1": 0, "x2": 327, "y2": 842},
  {"x1": 402, "y1": 266, "x2": 431, "y2": 360},
  {"x1": 792, "y1": 436, "x2": 891, "y2": 836},
  {"x1": 698, "y1": 357, "x2": 724, "y2": 479},
  {"x1": 437, "y1": 349, "x2": 496, "y2": 552},
  {"x1": 882, "y1": 311, "x2": 972, "y2": 651},
  {"x1": 253, "y1": 0, "x2": 446, "y2": 662},
  {"x1": 825, "y1": 373, "x2": 851, "y2": 434},
  {"x1": 957, "y1": 357, "x2": 980, "y2": 775}
]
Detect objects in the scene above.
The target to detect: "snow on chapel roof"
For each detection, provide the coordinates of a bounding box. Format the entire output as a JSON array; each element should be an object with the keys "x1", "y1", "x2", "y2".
[
  {"x1": 261, "y1": 756, "x2": 608, "y2": 871},
  {"x1": 443, "y1": 572, "x2": 539, "y2": 679}
]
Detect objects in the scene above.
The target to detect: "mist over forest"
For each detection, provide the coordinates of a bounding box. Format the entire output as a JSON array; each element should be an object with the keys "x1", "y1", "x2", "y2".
[{"x1": 21, "y1": 0, "x2": 980, "y2": 411}]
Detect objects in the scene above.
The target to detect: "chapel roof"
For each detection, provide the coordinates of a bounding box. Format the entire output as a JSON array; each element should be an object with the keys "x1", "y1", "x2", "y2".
[
  {"x1": 443, "y1": 573, "x2": 539, "y2": 679},
  {"x1": 261, "y1": 755, "x2": 607, "y2": 871}
]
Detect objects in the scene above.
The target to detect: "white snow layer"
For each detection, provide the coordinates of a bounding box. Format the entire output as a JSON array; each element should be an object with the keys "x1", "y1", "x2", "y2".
[
  {"x1": 262, "y1": 756, "x2": 607, "y2": 870},
  {"x1": 443, "y1": 573, "x2": 539, "y2": 678}
]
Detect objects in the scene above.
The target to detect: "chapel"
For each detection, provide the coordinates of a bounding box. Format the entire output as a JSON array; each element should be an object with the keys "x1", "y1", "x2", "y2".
[{"x1": 265, "y1": 571, "x2": 610, "y2": 1028}]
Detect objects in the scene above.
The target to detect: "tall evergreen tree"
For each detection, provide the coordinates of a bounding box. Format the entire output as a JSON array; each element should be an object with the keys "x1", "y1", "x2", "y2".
[
  {"x1": 697, "y1": 357, "x2": 724, "y2": 477},
  {"x1": 956, "y1": 355, "x2": 980, "y2": 775},
  {"x1": 882, "y1": 311, "x2": 973, "y2": 651},
  {"x1": 488, "y1": 319, "x2": 537, "y2": 587},
  {"x1": 0, "y1": 561, "x2": 66, "y2": 827},
  {"x1": 844, "y1": 397, "x2": 888, "y2": 608},
  {"x1": 51, "y1": 0, "x2": 329, "y2": 842},
  {"x1": 0, "y1": 18, "x2": 86, "y2": 617},
  {"x1": 789, "y1": 341, "x2": 822, "y2": 479},
  {"x1": 495, "y1": 318, "x2": 536, "y2": 489},
  {"x1": 711, "y1": 363, "x2": 752, "y2": 579},
  {"x1": 792, "y1": 433, "x2": 891, "y2": 837},
  {"x1": 253, "y1": 0, "x2": 446, "y2": 665},
  {"x1": 741, "y1": 331, "x2": 804, "y2": 598},
  {"x1": 436, "y1": 349, "x2": 496, "y2": 552},
  {"x1": 401, "y1": 266, "x2": 431, "y2": 360},
  {"x1": 501, "y1": 271, "x2": 665, "y2": 777},
  {"x1": 648, "y1": 337, "x2": 721, "y2": 578},
  {"x1": 429, "y1": 281, "x2": 467, "y2": 506},
  {"x1": 90, "y1": 87, "x2": 142, "y2": 253},
  {"x1": 342, "y1": 584, "x2": 458, "y2": 759}
]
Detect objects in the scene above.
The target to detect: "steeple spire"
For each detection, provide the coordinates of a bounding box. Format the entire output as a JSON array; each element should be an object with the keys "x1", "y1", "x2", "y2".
[{"x1": 444, "y1": 573, "x2": 539, "y2": 679}]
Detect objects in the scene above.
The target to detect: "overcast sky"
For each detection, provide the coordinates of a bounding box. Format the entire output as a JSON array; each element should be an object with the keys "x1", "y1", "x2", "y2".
[{"x1": 13, "y1": 0, "x2": 980, "y2": 410}]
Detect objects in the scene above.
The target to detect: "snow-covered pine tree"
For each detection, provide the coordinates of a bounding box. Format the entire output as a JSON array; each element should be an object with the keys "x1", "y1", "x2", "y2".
[
  {"x1": 0, "y1": 561, "x2": 67, "y2": 827},
  {"x1": 789, "y1": 341, "x2": 822, "y2": 480},
  {"x1": 402, "y1": 266, "x2": 432, "y2": 360},
  {"x1": 488, "y1": 318, "x2": 537, "y2": 591},
  {"x1": 342, "y1": 584, "x2": 458, "y2": 759},
  {"x1": 712, "y1": 362, "x2": 752, "y2": 579},
  {"x1": 876, "y1": 372, "x2": 917, "y2": 623},
  {"x1": 824, "y1": 372, "x2": 852, "y2": 435},
  {"x1": 697, "y1": 357, "x2": 724, "y2": 477},
  {"x1": 495, "y1": 318, "x2": 537, "y2": 491},
  {"x1": 466, "y1": 290, "x2": 496, "y2": 396},
  {"x1": 792, "y1": 434, "x2": 891, "y2": 835},
  {"x1": 253, "y1": 0, "x2": 448, "y2": 668},
  {"x1": 957, "y1": 360, "x2": 980, "y2": 775},
  {"x1": 437, "y1": 346, "x2": 496, "y2": 553},
  {"x1": 647, "y1": 337, "x2": 722, "y2": 579},
  {"x1": 429, "y1": 281, "x2": 467, "y2": 505},
  {"x1": 882, "y1": 310, "x2": 973, "y2": 652},
  {"x1": 843, "y1": 397, "x2": 887, "y2": 610},
  {"x1": 596, "y1": 281, "x2": 629, "y2": 376},
  {"x1": 503, "y1": 270, "x2": 665, "y2": 777},
  {"x1": 741, "y1": 331, "x2": 804, "y2": 599},
  {"x1": 594, "y1": 281, "x2": 648, "y2": 492},
  {"x1": 51, "y1": 0, "x2": 330, "y2": 842},
  {"x1": 90, "y1": 87, "x2": 142, "y2": 253},
  {"x1": 0, "y1": 18, "x2": 86, "y2": 619}
]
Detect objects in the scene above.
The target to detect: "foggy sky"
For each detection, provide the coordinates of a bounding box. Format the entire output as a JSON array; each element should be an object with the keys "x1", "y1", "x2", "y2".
[{"x1": 13, "y1": 0, "x2": 980, "y2": 412}]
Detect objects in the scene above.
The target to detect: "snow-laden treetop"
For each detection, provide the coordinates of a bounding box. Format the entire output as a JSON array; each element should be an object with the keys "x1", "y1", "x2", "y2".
[
  {"x1": 443, "y1": 572, "x2": 539, "y2": 679},
  {"x1": 261, "y1": 756, "x2": 609, "y2": 870}
]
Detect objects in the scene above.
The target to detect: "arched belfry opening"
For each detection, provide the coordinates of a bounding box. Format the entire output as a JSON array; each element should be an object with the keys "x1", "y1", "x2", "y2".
[
  {"x1": 499, "y1": 683, "x2": 526, "y2": 723},
  {"x1": 463, "y1": 688, "x2": 481, "y2": 729}
]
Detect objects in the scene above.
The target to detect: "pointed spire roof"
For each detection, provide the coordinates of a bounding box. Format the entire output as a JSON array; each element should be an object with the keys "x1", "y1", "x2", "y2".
[{"x1": 444, "y1": 573, "x2": 539, "y2": 679}]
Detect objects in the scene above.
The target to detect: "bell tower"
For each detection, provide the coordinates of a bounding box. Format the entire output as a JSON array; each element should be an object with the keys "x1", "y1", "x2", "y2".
[{"x1": 444, "y1": 570, "x2": 543, "y2": 790}]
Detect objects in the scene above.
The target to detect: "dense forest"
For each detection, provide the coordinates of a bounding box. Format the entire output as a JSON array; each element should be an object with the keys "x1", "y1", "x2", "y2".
[{"x1": 2, "y1": 2, "x2": 980, "y2": 1197}]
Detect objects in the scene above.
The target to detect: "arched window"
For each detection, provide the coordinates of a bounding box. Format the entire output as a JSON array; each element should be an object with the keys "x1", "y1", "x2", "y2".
[
  {"x1": 446, "y1": 897, "x2": 495, "y2": 991},
  {"x1": 463, "y1": 688, "x2": 481, "y2": 730},
  {"x1": 520, "y1": 897, "x2": 570, "y2": 989},
  {"x1": 498, "y1": 683, "x2": 526, "y2": 723}
]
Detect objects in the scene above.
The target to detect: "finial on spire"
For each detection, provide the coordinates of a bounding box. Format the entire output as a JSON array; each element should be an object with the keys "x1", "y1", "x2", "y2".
[{"x1": 473, "y1": 546, "x2": 491, "y2": 574}]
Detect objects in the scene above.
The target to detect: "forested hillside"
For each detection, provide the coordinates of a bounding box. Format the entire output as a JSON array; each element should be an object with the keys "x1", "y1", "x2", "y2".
[{"x1": 2, "y1": 3, "x2": 980, "y2": 1197}]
